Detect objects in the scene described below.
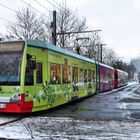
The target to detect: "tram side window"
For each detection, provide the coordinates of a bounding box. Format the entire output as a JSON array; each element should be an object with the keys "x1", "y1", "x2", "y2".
[
  {"x1": 107, "y1": 72, "x2": 110, "y2": 82},
  {"x1": 93, "y1": 70, "x2": 95, "y2": 82},
  {"x1": 109, "y1": 72, "x2": 112, "y2": 81},
  {"x1": 79, "y1": 69, "x2": 84, "y2": 83},
  {"x1": 36, "y1": 63, "x2": 42, "y2": 84},
  {"x1": 72, "y1": 67, "x2": 78, "y2": 82},
  {"x1": 62, "y1": 65, "x2": 71, "y2": 84},
  {"x1": 50, "y1": 63, "x2": 61, "y2": 84},
  {"x1": 25, "y1": 61, "x2": 34, "y2": 85},
  {"x1": 84, "y1": 69, "x2": 88, "y2": 83},
  {"x1": 88, "y1": 69, "x2": 92, "y2": 82}
]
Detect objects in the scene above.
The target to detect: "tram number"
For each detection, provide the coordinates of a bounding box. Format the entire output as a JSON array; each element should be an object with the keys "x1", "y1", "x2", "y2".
[{"x1": 0, "y1": 104, "x2": 6, "y2": 108}]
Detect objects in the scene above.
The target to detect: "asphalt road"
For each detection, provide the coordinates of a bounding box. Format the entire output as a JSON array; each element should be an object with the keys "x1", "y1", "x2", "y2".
[{"x1": 37, "y1": 82, "x2": 140, "y2": 121}]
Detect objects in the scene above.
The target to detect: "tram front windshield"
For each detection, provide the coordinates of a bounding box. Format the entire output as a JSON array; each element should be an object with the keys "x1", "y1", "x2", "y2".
[{"x1": 0, "y1": 41, "x2": 24, "y2": 85}]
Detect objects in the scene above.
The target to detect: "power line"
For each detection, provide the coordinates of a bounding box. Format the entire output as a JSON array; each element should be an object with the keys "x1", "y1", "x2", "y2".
[
  {"x1": 47, "y1": 0, "x2": 89, "y2": 32},
  {"x1": 0, "y1": 3, "x2": 18, "y2": 13},
  {"x1": 51, "y1": 0, "x2": 62, "y2": 7},
  {"x1": 45, "y1": 0, "x2": 60, "y2": 10},
  {"x1": 34, "y1": 0, "x2": 51, "y2": 12},
  {"x1": 21, "y1": 0, "x2": 44, "y2": 15},
  {"x1": 20, "y1": 0, "x2": 50, "y2": 20},
  {"x1": 0, "y1": 17, "x2": 11, "y2": 23},
  {"x1": 51, "y1": 0, "x2": 67, "y2": 11}
]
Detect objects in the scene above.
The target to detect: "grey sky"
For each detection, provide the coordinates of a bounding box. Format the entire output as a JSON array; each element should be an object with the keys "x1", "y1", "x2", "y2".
[
  {"x1": 0, "y1": 0, "x2": 140, "y2": 62},
  {"x1": 68, "y1": 0, "x2": 140, "y2": 62}
]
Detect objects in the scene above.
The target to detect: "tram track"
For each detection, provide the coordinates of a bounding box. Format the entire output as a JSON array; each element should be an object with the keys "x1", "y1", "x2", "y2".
[
  {"x1": 0, "y1": 114, "x2": 28, "y2": 127},
  {"x1": 123, "y1": 84, "x2": 138, "y2": 91}
]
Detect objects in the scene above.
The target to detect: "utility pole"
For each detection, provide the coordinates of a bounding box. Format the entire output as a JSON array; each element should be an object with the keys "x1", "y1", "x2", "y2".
[
  {"x1": 100, "y1": 44, "x2": 106, "y2": 63},
  {"x1": 100, "y1": 44, "x2": 103, "y2": 63},
  {"x1": 51, "y1": 10, "x2": 57, "y2": 45}
]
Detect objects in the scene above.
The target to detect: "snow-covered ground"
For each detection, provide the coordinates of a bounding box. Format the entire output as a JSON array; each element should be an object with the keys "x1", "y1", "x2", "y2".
[
  {"x1": 128, "y1": 81, "x2": 138, "y2": 86},
  {"x1": 0, "y1": 117, "x2": 140, "y2": 140}
]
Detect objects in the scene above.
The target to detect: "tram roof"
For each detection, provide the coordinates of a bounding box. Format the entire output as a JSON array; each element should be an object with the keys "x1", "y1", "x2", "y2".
[
  {"x1": 27, "y1": 40, "x2": 96, "y2": 64},
  {"x1": 99, "y1": 62, "x2": 114, "y2": 70},
  {"x1": 115, "y1": 68, "x2": 128, "y2": 75}
]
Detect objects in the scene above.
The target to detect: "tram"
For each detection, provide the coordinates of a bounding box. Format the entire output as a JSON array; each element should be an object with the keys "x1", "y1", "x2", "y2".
[
  {"x1": 99, "y1": 63, "x2": 114, "y2": 92},
  {"x1": 0, "y1": 40, "x2": 97, "y2": 112},
  {"x1": 0, "y1": 39, "x2": 128, "y2": 113},
  {"x1": 114, "y1": 69, "x2": 128, "y2": 88}
]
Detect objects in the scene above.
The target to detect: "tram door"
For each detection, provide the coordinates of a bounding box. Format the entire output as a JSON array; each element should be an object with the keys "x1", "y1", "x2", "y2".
[
  {"x1": 24, "y1": 51, "x2": 47, "y2": 110},
  {"x1": 35, "y1": 61, "x2": 46, "y2": 107},
  {"x1": 72, "y1": 67, "x2": 79, "y2": 99},
  {"x1": 34, "y1": 56, "x2": 47, "y2": 108},
  {"x1": 24, "y1": 61, "x2": 44, "y2": 108},
  {"x1": 24, "y1": 58, "x2": 36, "y2": 104},
  {"x1": 34, "y1": 49, "x2": 47, "y2": 109}
]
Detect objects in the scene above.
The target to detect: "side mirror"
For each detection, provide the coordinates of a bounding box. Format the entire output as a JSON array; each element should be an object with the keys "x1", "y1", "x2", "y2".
[{"x1": 27, "y1": 54, "x2": 32, "y2": 60}]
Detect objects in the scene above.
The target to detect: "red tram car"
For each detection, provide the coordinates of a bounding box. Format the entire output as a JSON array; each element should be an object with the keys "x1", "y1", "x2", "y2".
[
  {"x1": 114, "y1": 69, "x2": 128, "y2": 88},
  {"x1": 99, "y1": 63, "x2": 114, "y2": 92}
]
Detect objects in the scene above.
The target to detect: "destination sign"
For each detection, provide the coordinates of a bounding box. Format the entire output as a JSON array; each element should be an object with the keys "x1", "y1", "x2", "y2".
[{"x1": 0, "y1": 41, "x2": 24, "y2": 52}]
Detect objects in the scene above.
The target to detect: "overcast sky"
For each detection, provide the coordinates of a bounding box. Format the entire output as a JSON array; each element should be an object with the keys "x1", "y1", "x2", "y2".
[{"x1": 0, "y1": 0, "x2": 140, "y2": 63}]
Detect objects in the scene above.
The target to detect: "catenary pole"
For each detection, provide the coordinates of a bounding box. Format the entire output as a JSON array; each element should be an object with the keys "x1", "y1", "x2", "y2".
[{"x1": 52, "y1": 10, "x2": 57, "y2": 45}]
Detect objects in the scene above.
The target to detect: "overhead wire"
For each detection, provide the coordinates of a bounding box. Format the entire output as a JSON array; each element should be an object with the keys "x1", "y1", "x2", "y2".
[
  {"x1": 0, "y1": 3, "x2": 18, "y2": 13},
  {"x1": 0, "y1": 0, "x2": 51, "y2": 31},
  {"x1": 45, "y1": 0, "x2": 61, "y2": 10},
  {"x1": 20, "y1": 0, "x2": 51, "y2": 20},
  {"x1": 51, "y1": 0, "x2": 63, "y2": 8},
  {"x1": 34, "y1": 0, "x2": 51, "y2": 12},
  {"x1": 0, "y1": 1, "x2": 51, "y2": 22},
  {"x1": 0, "y1": 2, "x2": 17, "y2": 23},
  {"x1": 0, "y1": 17, "x2": 12, "y2": 23}
]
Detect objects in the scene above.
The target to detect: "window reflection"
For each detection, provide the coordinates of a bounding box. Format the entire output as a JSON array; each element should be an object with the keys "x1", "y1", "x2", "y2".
[{"x1": 50, "y1": 63, "x2": 61, "y2": 84}]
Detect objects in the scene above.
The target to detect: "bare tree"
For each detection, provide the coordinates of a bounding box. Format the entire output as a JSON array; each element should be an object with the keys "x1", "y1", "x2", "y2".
[
  {"x1": 7, "y1": 7, "x2": 47, "y2": 40},
  {"x1": 56, "y1": 8, "x2": 87, "y2": 48},
  {"x1": 102, "y1": 47, "x2": 118, "y2": 66},
  {"x1": 5, "y1": 3, "x2": 104, "y2": 62},
  {"x1": 6, "y1": 4, "x2": 88, "y2": 46},
  {"x1": 43, "y1": 2, "x2": 87, "y2": 48}
]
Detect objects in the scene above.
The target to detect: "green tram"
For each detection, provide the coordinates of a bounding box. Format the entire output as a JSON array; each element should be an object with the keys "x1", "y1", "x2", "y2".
[{"x1": 0, "y1": 40, "x2": 97, "y2": 113}]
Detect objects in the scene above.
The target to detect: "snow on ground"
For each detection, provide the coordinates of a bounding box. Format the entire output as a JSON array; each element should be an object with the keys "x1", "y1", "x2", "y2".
[
  {"x1": 128, "y1": 81, "x2": 138, "y2": 86},
  {"x1": 0, "y1": 115, "x2": 20, "y2": 125},
  {"x1": 0, "y1": 117, "x2": 140, "y2": 139}
]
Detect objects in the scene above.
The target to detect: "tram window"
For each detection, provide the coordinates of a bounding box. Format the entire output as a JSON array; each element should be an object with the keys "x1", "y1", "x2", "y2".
[
  {"x1": 88, "y1": 69, "x2": 92, "y2": 82},
  {"x1": 90, "y1": 70, "x2": 93, "y2": 82},
  {"x1": 79, "y1": 69, "x2": 84, "y2": 82},
  {"x1": 25, "y1": 61, "x2": 34, "y2": 85},
  {"x1": 62, "y1": 65, "x2": 71, "y2": 84},
  {"x1": 72, "y1": 67, "x2": 78, "y2": 82},
  {"x1": 36, "y1": 63, "x2": 42, "y2": 84},
  {"x1": 84, "y1": 69, "x2": 88, "y2": 83},
  {"x1": 50, "y1": 63, "x2": 61, "y2": 84},
  {"x1": 93, "y1": 70, "x2": 95, "y2": 81}
]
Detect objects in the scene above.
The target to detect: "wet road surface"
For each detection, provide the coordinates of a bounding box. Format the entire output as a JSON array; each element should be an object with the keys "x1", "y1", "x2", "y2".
[{"x1": 37, "y1": 83, "x2": 140, "y2": 121}]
